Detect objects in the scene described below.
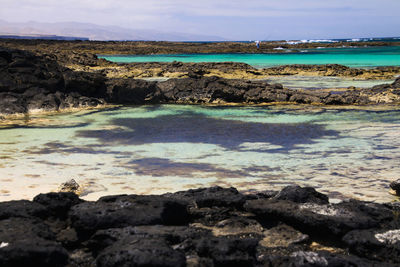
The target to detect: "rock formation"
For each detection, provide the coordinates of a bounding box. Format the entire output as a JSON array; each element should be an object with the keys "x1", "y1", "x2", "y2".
[{"x1": 0, "y1": 185, "x2": 399, "y2": 266}]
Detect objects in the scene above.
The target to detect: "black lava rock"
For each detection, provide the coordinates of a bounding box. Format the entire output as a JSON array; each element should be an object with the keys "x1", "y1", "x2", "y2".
[{"x1": 69, "y1": 195, "x2": 189, "y2": 236}]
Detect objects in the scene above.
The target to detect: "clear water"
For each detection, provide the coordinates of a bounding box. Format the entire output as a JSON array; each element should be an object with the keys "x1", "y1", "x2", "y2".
[
  {"x1": 1, "y1": 105, "x2": 400, "y2": 202},
  {"x1": 101, "y1": 46, "x2": 400, "y2": 68},
  {"x1": 141, "y1": 76, "x2": 395, "y2": 90}
]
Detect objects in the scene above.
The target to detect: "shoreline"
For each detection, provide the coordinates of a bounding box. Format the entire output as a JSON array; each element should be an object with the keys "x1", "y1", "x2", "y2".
[{"x1": 1, "y1": 46, "x2": 400, "y2": 117}]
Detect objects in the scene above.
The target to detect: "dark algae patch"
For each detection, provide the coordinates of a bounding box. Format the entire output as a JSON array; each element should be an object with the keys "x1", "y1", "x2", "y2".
[{"x1": 76, "y1": 112, "x2": 339, "y2": 151}]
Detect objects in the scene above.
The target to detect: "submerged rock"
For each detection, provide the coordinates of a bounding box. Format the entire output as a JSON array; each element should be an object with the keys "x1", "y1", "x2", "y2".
[{"x1": 58, "y1": 179, "x2": 81, "y2": 194}]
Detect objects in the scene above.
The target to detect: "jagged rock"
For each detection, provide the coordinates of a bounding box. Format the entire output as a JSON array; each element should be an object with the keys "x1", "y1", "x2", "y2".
[
  {"x1": 63, "y1": 70, "x2": 106, "y2": 97},
  {"x1": 0, "y1": 200, "x2": 48, "y2": 219},
  {"x1": 0, "y1": 48, "x2": 106, "y2": 114},
  {"x1": 88, "y1": 225, "x2": 211, "y2": 254},
  {"x1": 259, "y1": 224, "x2": 309, "y2": 248},
  {"x1": 95, "y1": 237, "x2": 186, "y2": 267},
  {"x1": 0, "y1": 217, "x2": 69, "y2": 267},
  {"x1": 389, "y1": 179, "x2": 400, "y2": 195},
  {"x1": 245, "y1": 191, "x2": 393, "y2": 239},
  {"x1": 0, "y1": 92, "x2": 27, "y2": 114},
  {"x1": 343, "y1": 228, "x2": 400, "y2": 263},
  {"x1": 69, "y1": 195, "x2": 189, "y2": 236},
  {"x1": 0, "y1": 186, "x2": 399, "y2": 265},
  {"x1": 194, "y1": 236, "x2": 259, "y2": 266},
  {"x1": 272, "y1": 185, "x2": 329, "y2": 204},
  {"x1": 58, "y1": 179, "x2": 80, "y2": 193},
  {"x1": 33, "y1": 192, "x2": 83, "y2": 218},
  {"x1": 263, "y1": 250, "x2": 397, "y2": 267},
  {"x1": 164, "y1": 186, "x2": 246, "y2": 209},
  {"x1": 106, "y1": 78, "x2": 158, "y2": 104}
]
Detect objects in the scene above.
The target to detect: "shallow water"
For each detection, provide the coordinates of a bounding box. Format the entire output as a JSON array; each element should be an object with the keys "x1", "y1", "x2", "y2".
[
  {"x1": 101, "y1": 46, "x2": 400, "y2": 68},
  {"x1": 141, "y1": 76, "x2": 394, "y2": 90},
  {"x1": 1, "y1": 105, "x2": 400, "y2": 202},
  {"x1": 255, "y1": 76, "x2": 395, "y2": 89}
]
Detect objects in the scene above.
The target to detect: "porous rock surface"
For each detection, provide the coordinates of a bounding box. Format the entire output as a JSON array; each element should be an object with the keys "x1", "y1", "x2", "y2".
[{"x1": 0, "y1": 185, "x2": 399, "y2": 266}]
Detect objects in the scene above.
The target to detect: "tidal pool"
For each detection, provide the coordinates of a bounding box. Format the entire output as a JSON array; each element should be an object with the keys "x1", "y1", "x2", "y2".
[{"x1": 1, "y1": 105, "x2": 400, "y2": 202}]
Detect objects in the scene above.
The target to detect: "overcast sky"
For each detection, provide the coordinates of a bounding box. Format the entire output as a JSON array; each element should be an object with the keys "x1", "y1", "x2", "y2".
[{"x1": 1, "y1": 0, "x2": 399, "y2": 40}]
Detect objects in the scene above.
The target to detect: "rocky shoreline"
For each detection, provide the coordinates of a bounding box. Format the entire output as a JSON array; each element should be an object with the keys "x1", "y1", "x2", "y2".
[
  {"x1": 2, "y1": 38, "x2": 399, "y2": 55},
  {"x1": 0, "y1": 185, "x2": 399, "y2": 266},
  {"x1": 1, "y1": 47, "x2": 400, "y2": 116}
]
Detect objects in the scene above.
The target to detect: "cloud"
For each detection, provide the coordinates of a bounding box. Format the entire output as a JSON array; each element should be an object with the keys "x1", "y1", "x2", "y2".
[{"x1": 0, "y1": 0, "x2": 399, "y2": 39}]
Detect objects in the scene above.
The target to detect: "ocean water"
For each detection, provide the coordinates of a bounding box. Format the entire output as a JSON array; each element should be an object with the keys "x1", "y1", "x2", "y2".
[
  {"x1": 1, "y1": 105, "x2": 400, "y2": 202},
  {"x1": 101, "y1": 46, "x2": 400, "y2": 68}
]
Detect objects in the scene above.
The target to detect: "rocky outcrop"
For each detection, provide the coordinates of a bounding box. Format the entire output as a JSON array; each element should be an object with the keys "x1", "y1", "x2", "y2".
[
  {"x1": 1, "y1": 47, "x2": 400, "y2": 116},
  {"x1": 0, "y1": 48, "x2": 105, "y2": 115},
  {"x1": 363, "y1": 77, "x2": 400, "y2": 103},
  {"x1": 1, "y1": 185, "x2": 399, "y2": 266},
  {"x1": 107, "y1": 76, "x2": 372, "y2": 105},
  {"x1": 84, "y1": 61, "x2": 400, "y2": 80},
  {"x1": 262, "y1": 64, "x2": 400, "y2": 80},
  {"x1": 1, "y1": 38, "x2": 398, "y2": 56}
]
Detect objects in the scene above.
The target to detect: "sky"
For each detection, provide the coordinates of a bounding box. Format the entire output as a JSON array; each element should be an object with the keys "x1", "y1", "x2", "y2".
[{"x1": 0, "y1": 0, "x2": 399, "y2": 40}]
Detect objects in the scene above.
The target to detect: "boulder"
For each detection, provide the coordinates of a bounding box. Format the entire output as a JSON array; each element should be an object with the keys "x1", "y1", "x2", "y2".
[
  {"x1": 343, "y1": 228, "x2": 400, "y2": 263},
  {"x1": 0, "y1": 200, "x2": 48, "y2": 219},
  {"x1": 95, "y1": 237, "x2": 186, "y2": 267},
  {"x1": 263, "y1": 250, "x2": 396, "y2": 267},
  {"x1": 390, "y1": 179, "x2": 400, "y2": 195},
  {"x1": 272, "y1": 185, "x2": 329, "y2": 204},
  {"x1": 194, "y1": 236, "x2": 259, "y2": 266},
  {"x1": 33, "y1": 192, "x2": 83, "y2": 219},
  {"x1": 164, "y1": 186, "x2": 246, "y2": 209},
  {"x1": 0, "y1": 217, "x2": 69, "y2": 267},
  {"x1": 69, "y1": 195, "x2": 189, "y2": 236},
  {"x1": 245, "y1": 198, "x2": 393, "y2": 239}
]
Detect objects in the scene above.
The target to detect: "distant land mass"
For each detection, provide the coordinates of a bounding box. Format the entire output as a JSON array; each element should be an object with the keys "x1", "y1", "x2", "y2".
[
  {"x1": 0, "y1": 34, "x2": 89, "y2": 41},
  {"x1": 0, "y1": 20, "x2": 226, "y2": 41}
]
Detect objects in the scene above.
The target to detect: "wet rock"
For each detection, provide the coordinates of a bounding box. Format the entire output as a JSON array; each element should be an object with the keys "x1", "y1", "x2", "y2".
[
  {"x1": 343, "y1": 228, "x2": 400, "y2": 263},
  {"x1": 389, "y1": 179, "x2": 400, "y2": 195},
  {"x1": 58, "y1": 179, "x2": 80, "y2": 193},
  {"x1": 0, "y1": 217, "x2": 69, "y2": 267},
  {"x1": 69, "y1": 195, "x2": 189, "y2": 236},
  {"x1": 33, "y1": 192, "x2": 83, "y2": 218},
  {"x1": 272, "y1": 185, "x2": 329, "y2": 204},
  {"x1": 164, "y1": 186, "x2": 246, "y2": 209}
]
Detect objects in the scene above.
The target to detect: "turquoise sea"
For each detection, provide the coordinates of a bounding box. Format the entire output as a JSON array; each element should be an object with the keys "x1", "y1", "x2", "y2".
[
  {"x1": 101, "y1": 46, "x2": 400, "y2": 68},
  {"x1": 1, "y1": 105, "x2": 400, "y2": 202}
]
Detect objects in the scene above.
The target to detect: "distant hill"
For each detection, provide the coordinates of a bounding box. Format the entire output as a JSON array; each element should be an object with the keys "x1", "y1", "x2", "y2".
[
  {"x1": 0, "y1": 34, "x2": 89, "y2": 41},
  {"x1": 0, "y1": 20, "x2": 226, "y2": 41}
]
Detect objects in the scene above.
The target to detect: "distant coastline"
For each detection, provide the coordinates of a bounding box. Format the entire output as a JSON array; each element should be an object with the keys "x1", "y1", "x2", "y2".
[{"x1": 0, "y1": 34, "x2": 89, "y2": 41}]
